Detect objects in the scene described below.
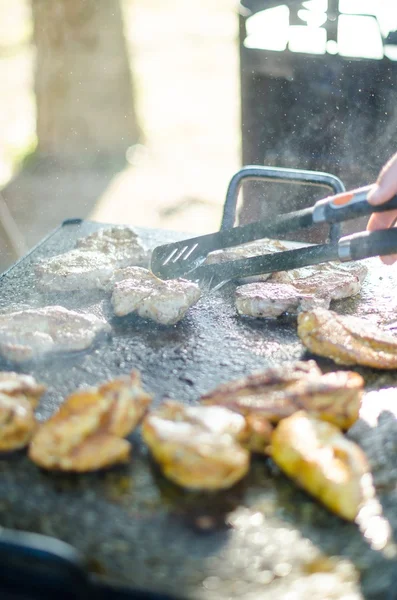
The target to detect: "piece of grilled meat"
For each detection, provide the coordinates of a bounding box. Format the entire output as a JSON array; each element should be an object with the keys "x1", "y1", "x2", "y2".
[
  {"x1": 235, "y1": 282, "x2": 328, "y2": 318},
  {"x1": 201, "y1": 360, "x2": 363, "y2": 452},
  {"x1": 142, "y1": 401, "x2": 250, "y2": 490},
  {"x1": 29, "y1": 371, "x2": 151, "y2": 471},
  {"x1": 111, "y1": 267, "x2": 201, "y2": 325},
  {"x1": 270, "y1": 411, "x2": 374, "y2": 521},
  {"x1": 298, "y1": 308, "x2": 397, "y2": 369},
  {"x1": 0, "y1": 306, "x2": 110, "y2": 363},
  {"x1": 0, "y1": 394, "x2": 37, "y2": 452},
  {"x1": 35, "y1": 226, "x2": 149, "y2": 292},
  {"x1": 236, "y1": 261, "x2": 366, "y2": 319},
  {"x1": 0, "y1": 372, "x2": 46, "y2": 407}
]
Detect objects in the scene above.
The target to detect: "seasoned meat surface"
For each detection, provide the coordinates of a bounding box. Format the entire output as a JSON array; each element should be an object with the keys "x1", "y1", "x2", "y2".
[
  {"x1": 236, "y1": 260, "x2": 366, "y2": 319},
  {"x1": 0, "y1": 394, "x2": 37, "y2": 452},
  {"x1": 0, "y1": 306, "x2": 110, "y2": 363},
  {"x1": 35, "y1": 226, "x2": 149, "y2": 292},
  {"x1": 75, "y1": 226, "x2": 148, "y2": 262},
  {"x1": 201, "y1": 360, "x2": 363, "y2": 430},
  {"x1": 270, "y1": 411, "x2": 373, "y2": 521},
  {"x1": 235, "y1": 282, "x2": 329, "y2": 318},
  {"x1": 298, "y1": 308, "x2": 397, "y2": 369},
  {"x1": 142, "y1": 401, "x2": 250, "y2": 490},
  {"x1": 271, "y1": 270, "x2": 361, "y2": 301},
  {"x1": 29, "y1": 371, "x2": 151, "y2": 471},
  {"x1": 111, "y1": 267, "x2": 201, "y2": 325},
  {"x1": 0, "y1": 372, "x2": 46, "y2": 407}
]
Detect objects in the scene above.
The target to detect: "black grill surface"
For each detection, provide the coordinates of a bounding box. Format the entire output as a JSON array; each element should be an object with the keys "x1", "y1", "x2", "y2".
[{"x1": 0, "y1": 219, "x2": 396, "y2": 599}]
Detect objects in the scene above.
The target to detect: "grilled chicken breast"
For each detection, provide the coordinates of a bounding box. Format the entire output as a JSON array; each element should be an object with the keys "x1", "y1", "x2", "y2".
[
  {"x1": 236, "y1": 261, "x2": 366, "y2": 319},
  {"x1": 0, "y1": 394, "x2": 37, "y2": 452},
  {"x1": 235, "y1": 282, "x2": 329, "y2": 319},
  {"x1": 201, "y1": 360, "x2": 363, "y2": 434},
  {"x1": 111, "y1": 267, "x2": 201, "y2": 325},
  {"x1": 29, "y1": 371, "x2": 152, "y2": 471},
  {"x1": 0, "y1": 372, "x2": 46, "y2": 407},
  {"x1": 35, "y1": 226, "x2": 149, "y2": 292},
  {"x1": 270, "y1": 411, "x2": 373, "y2": 521},
  {"x1": 298, "y1": 308, "x2": 397, "y2": 369},
  {"x1": 142, "y1": 401, "x2": 250, "y2": 490},
  {"x1": 0, "y1": 306, "x2": 110, "y2": 363}
]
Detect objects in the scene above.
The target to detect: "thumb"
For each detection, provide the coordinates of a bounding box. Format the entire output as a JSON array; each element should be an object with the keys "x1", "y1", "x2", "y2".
[{"x1": 367, "y1": 183, "x2": 385, "y2": 206}]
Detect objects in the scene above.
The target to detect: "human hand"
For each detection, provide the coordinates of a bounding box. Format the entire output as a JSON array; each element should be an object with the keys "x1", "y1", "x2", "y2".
[{"x1": 367, "y1": 152, "x2": 397, "y2": 264}]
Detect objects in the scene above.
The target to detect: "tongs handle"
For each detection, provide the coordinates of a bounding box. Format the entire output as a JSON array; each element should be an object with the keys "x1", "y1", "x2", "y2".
[
  {"x1": 313, "y1": 185, "x2": 397, "y2": 224},
  {"x1": 339, "y1": 228, "x2": 397, "y2": 262}
]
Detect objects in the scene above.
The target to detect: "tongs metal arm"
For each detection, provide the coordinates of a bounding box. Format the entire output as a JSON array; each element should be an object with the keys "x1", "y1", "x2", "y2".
[
  {"x1": 187, "y1": 229, "x2": 397, "y2": 293},
  {"x1": 151, "y1": 181, "x2": 397, "y2": 281}
]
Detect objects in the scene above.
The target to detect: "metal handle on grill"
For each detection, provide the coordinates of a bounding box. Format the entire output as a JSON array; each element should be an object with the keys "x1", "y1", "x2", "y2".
[{"x1": 221, "y1": 165, "x2": 345, "y2": 242}]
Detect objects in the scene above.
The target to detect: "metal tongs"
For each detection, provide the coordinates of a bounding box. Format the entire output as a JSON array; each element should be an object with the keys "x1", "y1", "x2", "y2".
[{"x1": 150, "y1": 166, "x2": 397, "y2": 293}]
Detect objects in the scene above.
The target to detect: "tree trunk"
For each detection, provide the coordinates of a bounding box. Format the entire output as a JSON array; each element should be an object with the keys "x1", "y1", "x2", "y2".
[{"x1": 31, "y1": 0, "x2": 140, "y2": 164}]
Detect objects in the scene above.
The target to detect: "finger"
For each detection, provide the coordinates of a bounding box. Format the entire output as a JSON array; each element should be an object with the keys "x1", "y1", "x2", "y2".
[
  {"x1": 381, "y1": 253, "x2": 397, "y2": 265},
  {"x1": 367, "y1": 210, "x2": 397, "y2": 231},
  {"x1": 368, "y1": 153, "x2": 397, "y2": 205}
]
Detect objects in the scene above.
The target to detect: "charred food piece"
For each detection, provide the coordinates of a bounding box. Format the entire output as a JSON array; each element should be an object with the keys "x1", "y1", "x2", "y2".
[
  {"x1": 0, "y1": 372, "x2": 46, "y2": 407},
  {"x1": 111, "y1": 267, "x2": 201, "y2": 325},
  {"x1": 29, "y1": 371, "x2": 152, "y2": 472},
  {"x1": 270, "y1": 411, "x2": 373, "y2": 521},
  {"x1": 0, "y1": 394, "x2": 37, "y2": 452},
  {"x1": 142, "y1": 401, "x2": 250, "y2": 490},
  {"x1": 0, "y1": 306, "x2": 110, "y2": 363},
  {"x1": 298, "y1": 308, "x2": 397, "y2": 369},
  {"x1": 35, "y1": 226, "x2": 149, "y2": 292},
  {"x1": 201, "y1": 360, "x2": 363, "y2": 431}
]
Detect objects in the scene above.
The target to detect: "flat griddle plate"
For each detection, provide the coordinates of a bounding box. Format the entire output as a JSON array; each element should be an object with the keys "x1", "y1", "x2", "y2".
[{"x1": 0, "y1": 219, "x2": 396, "y2": 600}]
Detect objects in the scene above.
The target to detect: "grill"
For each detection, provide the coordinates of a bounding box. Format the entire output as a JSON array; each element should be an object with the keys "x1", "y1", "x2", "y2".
[{"x1": 0, "y1": 211, "x2": 397, "y2": 598}]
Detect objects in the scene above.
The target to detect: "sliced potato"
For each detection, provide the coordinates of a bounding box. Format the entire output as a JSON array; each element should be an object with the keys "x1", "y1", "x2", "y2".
[{"x1": 270, "y1": 411, "x2": 373, "y2": 521}]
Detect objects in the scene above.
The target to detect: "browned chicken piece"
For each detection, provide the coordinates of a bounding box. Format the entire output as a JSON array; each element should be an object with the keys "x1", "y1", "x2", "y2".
[
  {"x1": 111, "y1": 267, "x2": 201, "y2": 325},
  {"x1": 29, "y1": 371, "x2": 152, "y2": 472},
  {"x1": 298, "y1": 308, "x2": 397, "y2": 369},
  {"x1": 270, "y1": 411, "x2": 374, "y2": 521},
  {"x1": 0, "y1": 306, "x2": 111, "y2": 363},
  {"x1": 271, "y1": 270, "x2": 361, "y2": 302},
  {"x1": 35, "y1": 226, "x2": 150, "y2": 292},
  {"x1": 201, "y1": 360, "x2": 363, "y2": 432},
  {"x1": 236, "y1": 260, "x2": 367, "y2": 320},
  {"x1": 0, "y1": 393, "x2": 37, "y2": 452},
  {"x1": 0, "y1": 372, "x2": 46, "y2": 407},
  {"x1": 142, "y1": 401, "x2": 250, "y2": 490},
  {"x1": 235, "y1": 282, "x2": 330, "y2": 319}
]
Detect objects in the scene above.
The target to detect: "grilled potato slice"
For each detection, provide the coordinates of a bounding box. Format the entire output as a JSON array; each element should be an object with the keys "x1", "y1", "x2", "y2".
[
  {"x1": 142, "y1": 401, "x2": 250, "y2": 490},
  {"x1": 298, "y1": 308, "x2": 397, "y2": 369},
  {"x1": 29, "y1": 371, "x2": 151, "y2": 472},
  {"x1": 201, "y1": 360, "x2": 363, "y2": 432},
  {"x1": 270, "y1": 411, "x2": 373, "y2": 521}
]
